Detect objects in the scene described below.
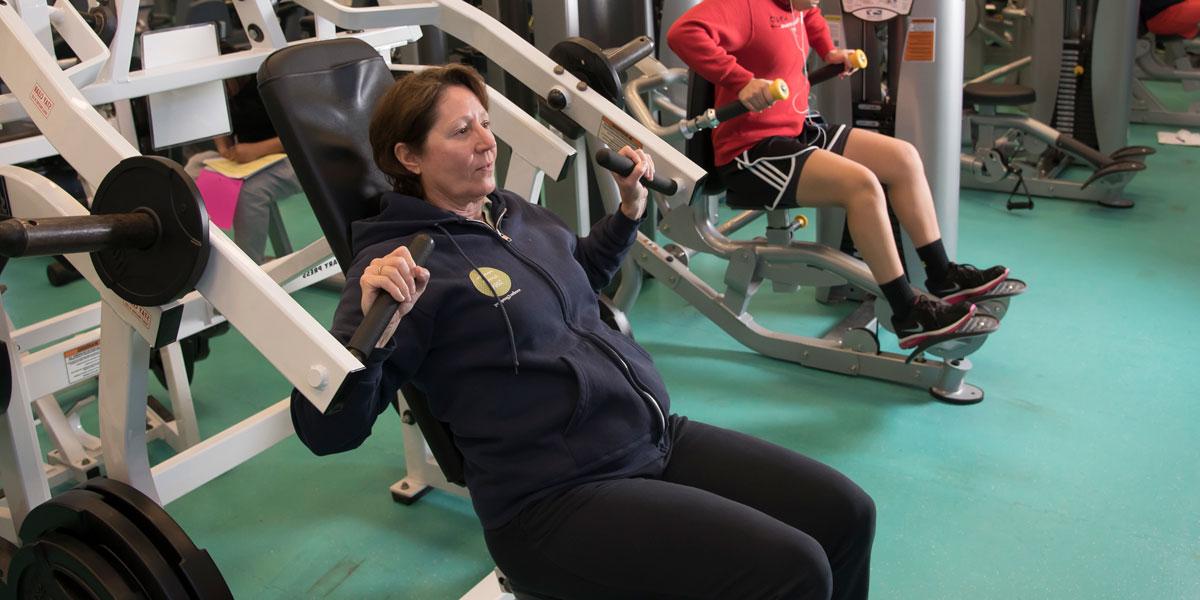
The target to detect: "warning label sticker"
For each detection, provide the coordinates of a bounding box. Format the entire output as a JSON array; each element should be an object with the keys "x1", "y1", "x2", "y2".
[
  {"x1": 825, "y1": 15, "x2": 847, "y2": 50},
  {"x1": 64, "y1": 340, "x2": 101, "y2": 384},
  {"x1": 30, "y1": 84, "x2": 55, "y2": 119},
  {"x1": 122, "y1": 300, "x2": 154, "y2": 329},
  {"x1": 598, "y1": 117, "x2": 642, "y2": 154},
  {"x1": 904, "y1": 18, "x2": 936, "y2": 63}
]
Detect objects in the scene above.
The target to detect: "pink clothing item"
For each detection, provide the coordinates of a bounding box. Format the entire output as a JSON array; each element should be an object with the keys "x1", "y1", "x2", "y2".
[
  {"x1": 667, "y1": 0, "x2": 836, "y2": 166},
  {"x1": 1147, "y1": 0, "x2": 1200, "y2": 39},
  {"x1": 194, "y1": 169, "x2": 243, "y2": 229}
]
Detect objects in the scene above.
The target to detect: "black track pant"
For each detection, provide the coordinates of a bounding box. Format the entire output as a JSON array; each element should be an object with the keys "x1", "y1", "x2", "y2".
[{"x1": 484, "y1": 416, "x2": 875, "y2": 600}]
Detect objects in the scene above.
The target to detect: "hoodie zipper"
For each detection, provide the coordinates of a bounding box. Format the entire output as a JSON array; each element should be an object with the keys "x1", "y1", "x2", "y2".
[
  {"x1": 581, "y1": 331, "x2": 666, "y2": 436},
  {"x1": 458, "y1": 217, "x2": 667, "y2": 439}
]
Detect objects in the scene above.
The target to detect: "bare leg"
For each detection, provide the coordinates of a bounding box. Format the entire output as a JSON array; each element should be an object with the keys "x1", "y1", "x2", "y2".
[
  {"x1": 840, "y1": 129, "x2": 940, "y2": 248},
  {"x1": 793, "y1": 150, "x2": 904, "y2": 283}
]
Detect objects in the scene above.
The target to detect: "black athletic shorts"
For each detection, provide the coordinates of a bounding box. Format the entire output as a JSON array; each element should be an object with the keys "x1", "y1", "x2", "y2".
[{"x1": 720, "y1": 121, "x2": 852, "y2": 210}]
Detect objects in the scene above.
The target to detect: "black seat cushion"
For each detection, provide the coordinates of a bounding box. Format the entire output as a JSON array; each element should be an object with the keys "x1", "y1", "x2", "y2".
[
  {"x1": 684, "y1": 71, "x2": 725, "y2": 196},
  {"x1": 257, "y1": 38, "x2": 466, "y2": 487},
  {"x1": 963, "y1": 82, "x2": 1036, "y2": 107},
  {"x1": 257, "y1": 38, "x2": 395, "y2": 271}
]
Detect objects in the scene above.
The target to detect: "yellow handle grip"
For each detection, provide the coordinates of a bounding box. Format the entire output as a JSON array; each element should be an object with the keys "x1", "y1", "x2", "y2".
[
  {"x1": 769, "y1": 79, "x2": 790, "y2": 101},
  {"x1": 847, "y1": 49, "x2": 869, "y2": 70}
]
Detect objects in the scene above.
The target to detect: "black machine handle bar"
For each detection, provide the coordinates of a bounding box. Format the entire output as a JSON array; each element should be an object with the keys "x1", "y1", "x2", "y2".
[
  {"x1": 711, "y1": 49, "x2": 868, "y2": 124},
  {"x1": 593, "y1": 149, "x2": 680, "y2": 196},
  {"x1": 346, "y1": 234, "x2": 435, "y2": 362},
  {"x1": 605, "y1": 36, "x2": 656, "y2": 74}
]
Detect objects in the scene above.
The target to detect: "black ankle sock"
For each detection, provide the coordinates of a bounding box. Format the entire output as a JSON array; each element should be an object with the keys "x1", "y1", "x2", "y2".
[
  {"x1": 880, "y1": 276, "x2": 917, "y2": 320},
  {"x1": 917, "y1": 239, "x2": 951, "y2": 286}
]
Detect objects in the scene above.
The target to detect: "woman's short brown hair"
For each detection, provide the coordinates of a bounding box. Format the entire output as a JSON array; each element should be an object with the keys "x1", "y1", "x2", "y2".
[{"x1": 369, "y1": 64, "x2": 489, "y2": 197}]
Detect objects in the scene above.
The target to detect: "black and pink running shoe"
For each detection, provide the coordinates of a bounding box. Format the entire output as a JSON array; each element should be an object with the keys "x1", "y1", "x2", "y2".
[
  {"x1": 892, "y1": 297, "x2": 978, "y2": 350},
  {"x1": 928, "y1": 263, "x2": 1010, "y2": 304}
]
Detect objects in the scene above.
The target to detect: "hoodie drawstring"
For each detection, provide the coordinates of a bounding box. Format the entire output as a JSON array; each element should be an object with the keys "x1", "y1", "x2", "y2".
[{"x1": 436, "y1": 224, "x2": 521, "y2": 375}]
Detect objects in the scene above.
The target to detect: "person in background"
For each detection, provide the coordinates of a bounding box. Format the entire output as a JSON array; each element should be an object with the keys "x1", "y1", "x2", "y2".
[
  {"x1": 1142, "y1": 0, "x2": 1200, "y2": 39},
  {"x1": 668, "y1": 0, "x2": 1017, "y2": 349},
  {"x1": 184, "y1": 74, "x2": 300, "y2": 264}
]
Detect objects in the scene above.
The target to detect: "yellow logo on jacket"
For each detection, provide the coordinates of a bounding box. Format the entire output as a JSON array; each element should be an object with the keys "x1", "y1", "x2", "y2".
[{"x1": 469, "y1": 268, "x2": 512, "y2": 297}]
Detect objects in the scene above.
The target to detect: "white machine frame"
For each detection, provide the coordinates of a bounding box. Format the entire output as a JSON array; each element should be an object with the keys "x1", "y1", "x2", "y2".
[{"x1": 3, "y1": 1, "x2": 701, "y2": 597}]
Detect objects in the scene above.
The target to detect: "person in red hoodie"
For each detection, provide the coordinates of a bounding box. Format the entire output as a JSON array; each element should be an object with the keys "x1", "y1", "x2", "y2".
[
  {"x1": 669, "y1": 0, "x2": 1014, "y2": 350},
  {"x1": 1143, "y1": 0, "x2": 1200, "y2": 39}
]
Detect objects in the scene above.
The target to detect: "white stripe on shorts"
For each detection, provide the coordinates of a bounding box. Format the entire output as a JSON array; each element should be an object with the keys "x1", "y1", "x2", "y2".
[{"x1": 734, "y1": 147, "x2": 818, "y2": 210}]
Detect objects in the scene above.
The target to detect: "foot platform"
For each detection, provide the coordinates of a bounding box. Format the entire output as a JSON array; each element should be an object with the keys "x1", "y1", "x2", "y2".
[
  {"x1": 905, "y1": 314, "x2": 1000, "y2": 363},
  {"x1": 1109, "y1": 145, "x2": 1156, "y2": 161},
  {"x1": 974, "y1": 278, "x2": 1027, "y2": 321},
  {"x1": 975, "y1": 278, "x2": 1027, "y2": 301}
]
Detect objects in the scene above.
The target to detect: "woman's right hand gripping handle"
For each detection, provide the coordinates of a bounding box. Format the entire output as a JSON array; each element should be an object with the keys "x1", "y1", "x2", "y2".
[{"x1": 346, "y1": 234, "x2": 435, "y2": 361}]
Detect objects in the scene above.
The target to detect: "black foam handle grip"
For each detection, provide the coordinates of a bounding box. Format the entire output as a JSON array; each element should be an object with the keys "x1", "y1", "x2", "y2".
[
  {"x1": 807, "y1": 62, "x2": 845, "y2": 86},
  {"x1": 594, "y1": 149, "x2": 679, "y2": 196},
  {"x1": 347, "y1": 233, "x2": 435, "y2": 362},
  {"x1": 714, "y1": 100, "x2": 751, "y2": 124},
  {"x1": 713, "y1": 79, "x2": 788, "y2": 123}
]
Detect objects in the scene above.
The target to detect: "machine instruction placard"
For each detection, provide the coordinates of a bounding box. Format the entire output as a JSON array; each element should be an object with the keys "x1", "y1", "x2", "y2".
[
  {"x1": 64, "y1": 340, "x2": 101, "y2": 384},
  {"x1": 598, "y1": 118, "x2": 643, "y2": 155},
  {"x1": 904, "y1": 18, "x2": 936, "y2": 63},
  {"x1": 825, "y1": 15, "x2": 847, "y2": 51}
]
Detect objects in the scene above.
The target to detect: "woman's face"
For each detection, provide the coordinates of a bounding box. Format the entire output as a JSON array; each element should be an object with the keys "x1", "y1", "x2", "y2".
[{"x1": 398, "y1": 85, "x2": 497, "y2": 206}]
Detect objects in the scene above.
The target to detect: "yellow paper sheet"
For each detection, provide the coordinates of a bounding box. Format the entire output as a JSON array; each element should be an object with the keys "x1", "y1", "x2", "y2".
[{"x1": 202, "y1": 153, "x2": 287, "y2": 179}]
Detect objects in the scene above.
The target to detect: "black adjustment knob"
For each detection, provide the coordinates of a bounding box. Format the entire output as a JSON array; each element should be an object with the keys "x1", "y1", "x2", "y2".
[{"x1": 547, "y1": 89, "x2": 568, "y2": 111}]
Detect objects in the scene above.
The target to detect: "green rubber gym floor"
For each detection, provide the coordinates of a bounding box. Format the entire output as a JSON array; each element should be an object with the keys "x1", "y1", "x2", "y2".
[{"x1": 3, "y1": 117, "x2": 1197, "y2": 598}]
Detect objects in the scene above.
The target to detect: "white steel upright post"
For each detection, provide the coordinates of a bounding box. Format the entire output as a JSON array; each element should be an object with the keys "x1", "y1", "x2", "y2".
[{"x1": 97, "y1": 303, "x2": 157, "y2": 501}]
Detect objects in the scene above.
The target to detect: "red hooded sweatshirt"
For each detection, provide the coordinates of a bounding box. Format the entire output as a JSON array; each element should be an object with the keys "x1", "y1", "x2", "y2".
[{"x1": 667, "y1": 0, "x2": 835, "y2": 167}]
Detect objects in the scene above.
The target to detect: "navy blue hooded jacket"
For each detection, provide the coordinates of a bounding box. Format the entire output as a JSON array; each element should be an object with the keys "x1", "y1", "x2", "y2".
[{"x1": 290, "y1": 188, "x2": 672, "y2": 529}]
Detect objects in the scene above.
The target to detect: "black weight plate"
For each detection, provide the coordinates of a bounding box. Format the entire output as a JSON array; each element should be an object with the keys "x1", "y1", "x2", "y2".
[
  {"x1": 18, "y1": 489, "x2": 190, "y2": 600},
  {"x1": 4, "y1": 532, "x2": 141, "y2": 600},
  {"x1": 549, "y1": 37, "x2": 624, "y2": 107},
  {"x1": 90, "y1": 156, "x2": 210, "y2": 307},
  {"x1": 80, "y1": 479, "x2": 231, "y2": 600}
]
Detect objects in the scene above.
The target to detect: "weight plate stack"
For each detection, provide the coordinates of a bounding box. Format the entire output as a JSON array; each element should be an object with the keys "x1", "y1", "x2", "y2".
[{"x1": 1, "y1": 478, "x2": 230, "y2": 600}]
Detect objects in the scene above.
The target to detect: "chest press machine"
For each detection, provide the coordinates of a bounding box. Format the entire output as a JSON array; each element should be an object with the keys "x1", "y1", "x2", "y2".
[
  {"x1": 0, "y1": 1, "x2": 431, "y2": 597},
  {"x1": 2, "y1": 0, "x2": 693, "y2": 597},
  {"x1": 0, "y1": 0, "x2": 418, "y2": 546}
]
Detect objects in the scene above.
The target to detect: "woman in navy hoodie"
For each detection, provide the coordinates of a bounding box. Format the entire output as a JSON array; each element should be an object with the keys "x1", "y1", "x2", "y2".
[{"x1": 291, "y1": 64, "x2": 874, "y2": 600}]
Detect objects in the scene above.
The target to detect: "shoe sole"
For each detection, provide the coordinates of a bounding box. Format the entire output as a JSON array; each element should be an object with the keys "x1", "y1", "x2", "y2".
[
  {"x1": 940, "y1": 268, "x2": 1011, "y2": 304},
  {"x1": 898, "y1": 304, "x2": 978, "y2": 349}
]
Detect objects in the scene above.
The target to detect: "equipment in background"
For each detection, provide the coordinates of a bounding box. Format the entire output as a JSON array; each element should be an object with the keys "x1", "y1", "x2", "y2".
[
  {"x1": 1132, "y1": 26, "x2": 1200, "y2": 127},
  {"x1": 955, "y1": 0, "x2": 1155, "y2": 208},
  {"x1": 965, "y1": 0, "x2": 1035, "y2": 83}
]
